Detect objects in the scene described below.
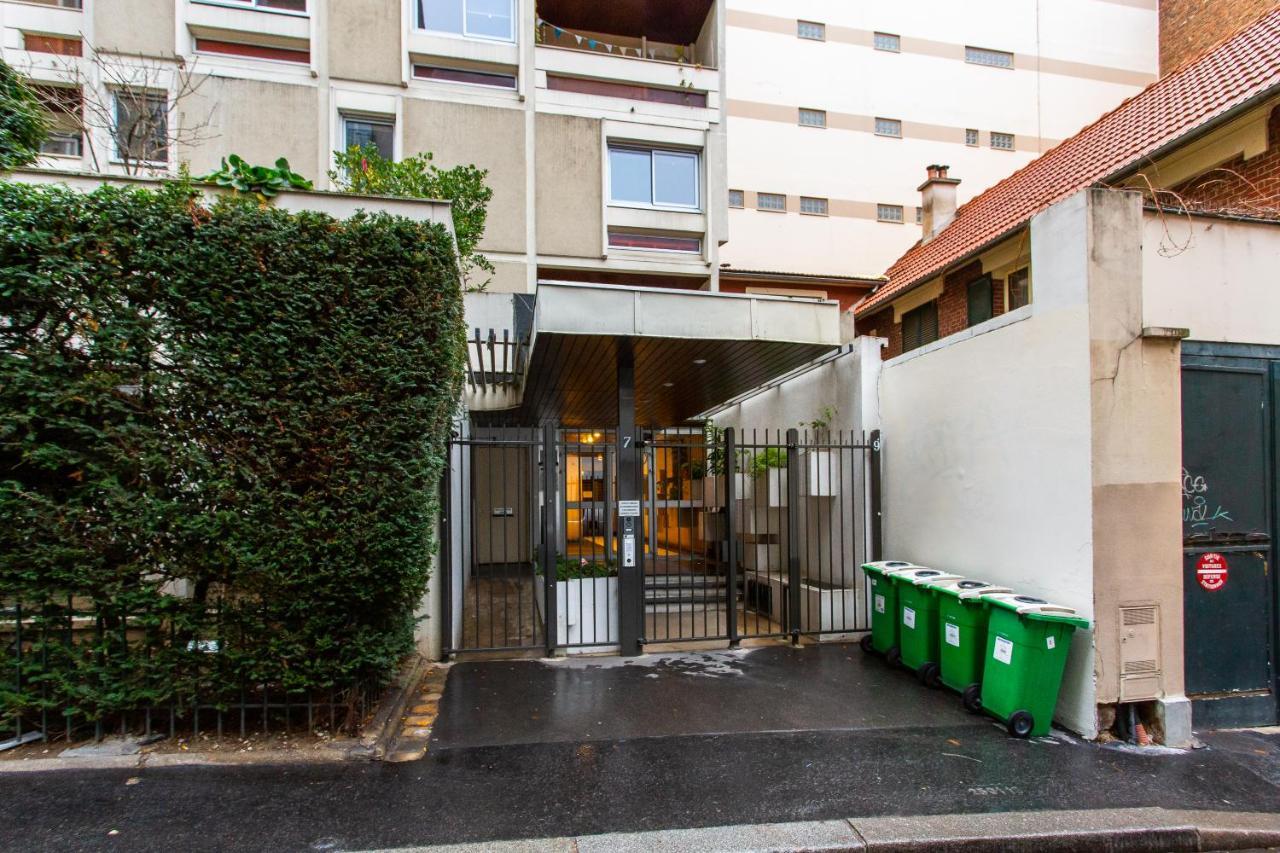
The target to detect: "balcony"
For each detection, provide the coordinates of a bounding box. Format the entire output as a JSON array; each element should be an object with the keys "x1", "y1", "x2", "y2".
[{"x1": 535, "y1": 0, "x2": 717, "y2": 69}]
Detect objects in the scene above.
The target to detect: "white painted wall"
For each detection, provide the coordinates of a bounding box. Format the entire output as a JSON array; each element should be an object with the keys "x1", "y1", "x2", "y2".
[
  {"x1": 1142, "y1": 213, "x2": 1280, "y2": 346},
  {"x1": 877, "y1": 192, "x2": 1098, "y2": 736}
]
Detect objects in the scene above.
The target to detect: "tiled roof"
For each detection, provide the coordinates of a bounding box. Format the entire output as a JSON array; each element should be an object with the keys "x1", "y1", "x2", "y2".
[{"x1": 856, "y1": 7, "x2": 1280, "y2": 317}]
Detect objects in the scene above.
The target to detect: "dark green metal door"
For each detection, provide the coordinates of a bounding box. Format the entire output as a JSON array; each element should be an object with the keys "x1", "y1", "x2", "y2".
[{"x1": 1181, "y1": 344, "x2": 1279, "y2": 729}]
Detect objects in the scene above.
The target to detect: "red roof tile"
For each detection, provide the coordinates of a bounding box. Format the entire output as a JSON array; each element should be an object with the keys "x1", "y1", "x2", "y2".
[{"x1": 856, "y1": 7, "x2": 1280, "y2": 317}]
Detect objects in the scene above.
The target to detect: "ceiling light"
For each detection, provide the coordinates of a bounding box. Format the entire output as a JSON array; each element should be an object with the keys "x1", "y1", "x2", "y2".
[
  {"x1": 663, "y1": 381, "x2": 674, "y2": 388},
  {"x1": 693, "y1": 358, "x2": 707, "y2": 365}
]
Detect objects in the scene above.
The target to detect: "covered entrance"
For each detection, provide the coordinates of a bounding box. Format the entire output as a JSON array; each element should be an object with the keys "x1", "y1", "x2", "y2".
[
  {"x1": 1181, "y1": 342, "x2": 1280, "y2": 728},
  {"x1": 442, "y1": 283, "x2": 878, "y2": 657}
]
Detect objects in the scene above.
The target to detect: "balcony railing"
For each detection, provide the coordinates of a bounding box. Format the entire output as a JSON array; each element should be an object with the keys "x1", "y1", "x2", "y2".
[{"x1": 536, "y1": 20, "x2": 711, "y2": 67}]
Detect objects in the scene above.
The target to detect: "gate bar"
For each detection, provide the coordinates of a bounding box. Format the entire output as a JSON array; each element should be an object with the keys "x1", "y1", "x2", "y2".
[
  {"x1": 724, "y1": 427, "x2": 739, "y2": 647},
  {"x1": 869, "y1": 429, "x2": 883, "y2": 562},
  {"x1": 617, "y1": 340, "x2": 643, "y2": 655},
  {"x1": 542, "y1": 423, "x2": 558, "y2": 656},
  {"x1": 440, "y1": 443, "x2": 453, "y2": 658},
  {"x1": 786, "y1": 427, "x2": 802, "y2": 644}
]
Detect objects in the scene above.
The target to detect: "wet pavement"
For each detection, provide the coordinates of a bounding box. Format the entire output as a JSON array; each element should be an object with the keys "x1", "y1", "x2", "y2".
[{"x1": 1, "y1": 644, "x2": 1278, "y2": 851}]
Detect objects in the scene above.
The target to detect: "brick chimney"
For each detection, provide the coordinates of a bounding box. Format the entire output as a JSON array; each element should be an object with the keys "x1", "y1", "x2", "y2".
[{"x1": 918, "y1": 164, "x2": 961, "y2": 242}]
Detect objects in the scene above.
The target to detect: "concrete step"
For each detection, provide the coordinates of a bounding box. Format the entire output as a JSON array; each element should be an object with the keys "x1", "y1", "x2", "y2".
[{"x1": 644, "y1": 574, "x2": 727, "y2": 588}]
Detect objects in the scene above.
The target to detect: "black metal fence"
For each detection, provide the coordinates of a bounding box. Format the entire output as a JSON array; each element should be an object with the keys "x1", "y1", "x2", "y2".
[
  {"x1": 444, "y1": 424, "x2": 881, "y2": 655},
  {"x1": 1, "y1": 599, "x2": 382, "y2": 745}
]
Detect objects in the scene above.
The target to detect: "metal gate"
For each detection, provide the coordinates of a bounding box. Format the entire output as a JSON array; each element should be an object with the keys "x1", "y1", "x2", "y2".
[
  {"x1": 1180, "y1": 343, "x2": 1279, "y2": 728},
  {"x1": 443, "y1": 424, "x2": 881, "y2": 656}
]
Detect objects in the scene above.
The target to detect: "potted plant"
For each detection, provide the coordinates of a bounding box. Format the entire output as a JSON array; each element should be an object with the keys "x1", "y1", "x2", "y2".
[
  {"x1": 681, "y1": 459, "x2": 707, "y2": 503},
  {"x1": 534, "y1": 557, "x2": 619, "y2": 653},
  {"x1": 735, "y1": 447, "x2": 788, "y2": 507}
]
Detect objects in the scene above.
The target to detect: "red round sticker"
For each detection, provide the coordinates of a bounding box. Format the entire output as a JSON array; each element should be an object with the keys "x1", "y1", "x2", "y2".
[{"x1": 1197, "y1": 552, "x2": 1228, "y2": 591}]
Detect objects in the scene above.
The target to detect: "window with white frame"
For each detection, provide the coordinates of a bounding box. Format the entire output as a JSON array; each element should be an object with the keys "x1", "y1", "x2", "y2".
[
  {"x1": 343, "y1": 115, "x2": 395, "y2": 159},
  {"x1": 915, "y1": 207, "x2": 923, "y2": 224},
  {"x1": 728, "y1": 189, "x2": 744, "y2": 208},
  {"x1": 799, "y1": 196, "x2": 828, "y2": 215},
  {"x1": 874, "y1": 117, "x2": 902, "y2": 138},
  {"x1": 965, "y1": 128, "x2": 979, "y2": 146},
  {"x1": 799, "y1": 108, "x2": 826, "y2": 128},
  {"x1": 757, "y1": 192, "x2": 786, "y2": 211},
  {"x1": 227, "y1": 0, "x2": 307, "y2": 11},
  {"x1": 608, "y1": 146, "x2": 700, "y2": 210},
  {"x1": 877, "y1": 203, "x2": 903, "y2": 223},
  {"x1": 32, "y1": 84, "x2": 81, "y2": 158},
  {"x1": 965, "y1": 45, "x2": 1013, "y2": 68},
  {"x1": 991, "y1": 131, "x2": 1014, "y2": 150},
  {"x1": 873, "y1": 32, "x2": 900, "y2": 52},
  {"x1": 797, "y1": 20, "x2": 825, "y2": 41},
  {"x1": 418, "y1": 0, "x2": 514, "y2": 42},
  {"x1": 113, "y1": 91, "x2": 168, "y2": 163}
]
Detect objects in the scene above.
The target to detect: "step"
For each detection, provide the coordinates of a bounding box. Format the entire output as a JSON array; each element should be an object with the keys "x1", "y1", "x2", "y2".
[{"x1": 644, "y1": 574, "x2": 727, "y2": 588}]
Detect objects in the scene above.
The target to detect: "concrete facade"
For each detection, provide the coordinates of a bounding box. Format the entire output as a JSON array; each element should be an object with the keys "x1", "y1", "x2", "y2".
[
  {"x1": 3, "y1": 0, "x2": 729, "y2": 295},
  {"x1": 721, "y1": 0, "x2": 1159, "y2": 278}
]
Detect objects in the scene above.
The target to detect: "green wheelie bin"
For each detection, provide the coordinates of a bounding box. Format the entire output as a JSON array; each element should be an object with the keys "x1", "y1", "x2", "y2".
[
  {"x1": 859, "y1": 561, "x2": 922, "y2": 659},
  {"x1": 894, "y1": 568, "x2": 961, "y2": 682},
  {"x1": 928, "y1": 579, "x2": 1011, "y2": 711},
  {"x1": 979, "y1": 593, "x2": 1090, "y2": 738}
]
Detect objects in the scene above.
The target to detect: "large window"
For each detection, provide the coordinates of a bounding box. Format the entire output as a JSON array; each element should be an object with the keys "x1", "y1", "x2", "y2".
[
  {"x1": 113, "y1": 91, "x2": 167, "y2": 164},
  {"x1": 608, "y1": 147, "x2": 699, "y2": 210},
  {"x1": 344, "y1": 115, "x2": 395, "y2": 158},
  {"x1": 33, "y1": 85, "x2": 81, "y2": 158},
  {"x1": 418, "y1": 0, "x2": 514, "y2": 41},
  {"x1": 967, "y1": 275, "x2": 993, "y2": 327},
  {"x1": 902, "y1": 302, "x2": 938, "y2": 353}
]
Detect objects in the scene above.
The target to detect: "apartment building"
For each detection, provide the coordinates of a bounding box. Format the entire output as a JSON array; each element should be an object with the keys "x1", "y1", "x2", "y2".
[
  {"x1": 0, "y1": 0, "x2": 727, "y2": 295},
  {"x1": 720, "y1": 0, "x2": 1160, "y2": 286}
]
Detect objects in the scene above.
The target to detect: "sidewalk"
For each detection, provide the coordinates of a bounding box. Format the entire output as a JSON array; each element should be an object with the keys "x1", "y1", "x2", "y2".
[{"x1": 0, "y1": 644, "x2": 1276, "y2": 851}]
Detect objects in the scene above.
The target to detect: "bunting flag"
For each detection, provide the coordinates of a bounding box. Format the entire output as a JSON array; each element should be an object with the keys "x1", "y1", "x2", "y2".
[{"x1": 536, "y1": 15, "x2": 674, "y2": 62}]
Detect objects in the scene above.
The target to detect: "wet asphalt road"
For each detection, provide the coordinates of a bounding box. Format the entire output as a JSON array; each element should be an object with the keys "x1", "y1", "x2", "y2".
[{"x1": 1, "y1": 644, "x2": 1277, "y2": 852}]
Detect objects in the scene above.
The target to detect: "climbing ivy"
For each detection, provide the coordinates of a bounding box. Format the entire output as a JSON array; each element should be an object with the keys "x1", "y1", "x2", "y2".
[{"x1": 0, "y1": 179, "x2": 466, "y2": 726}]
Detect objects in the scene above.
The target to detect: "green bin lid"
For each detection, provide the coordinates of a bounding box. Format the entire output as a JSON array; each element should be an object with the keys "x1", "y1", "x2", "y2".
[
  {"x1": 861, "y1": 560, "x2": 920, "y2": 576},
  {"x1": 894, "y1": 568, "x2": 961, "y2": 586},
  {"x1": 929, "y1": 578, "x2": 1012, "y2": 599},
  {"x1": 984, "y1": 593, "x2": 1090, "y2": 628}
]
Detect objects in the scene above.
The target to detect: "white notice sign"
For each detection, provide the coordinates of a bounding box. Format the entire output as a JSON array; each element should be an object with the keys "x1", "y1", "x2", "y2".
[
  {"x1": 618, "y1": 500, "x2": 641, "y2": 517},
  {"x1": 945, "y1": 623, "x2": 961, "y2": 647},
  {"x1": 874, "y1": 594, "x2": 886, "y2": 614},
  {"x1": 993, "y1": 636, "x2": 1014, "y2": 665},
  {"x1": 902, "y1": 606, "x2": 916, "y2": 629}
]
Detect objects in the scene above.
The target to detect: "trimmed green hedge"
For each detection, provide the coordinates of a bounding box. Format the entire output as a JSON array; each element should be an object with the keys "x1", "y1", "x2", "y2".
[{"x1": 0, "y1": 180, "x2": 465, "y2": 725}]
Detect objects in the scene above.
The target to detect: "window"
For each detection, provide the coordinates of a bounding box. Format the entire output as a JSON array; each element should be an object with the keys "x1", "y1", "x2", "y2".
[
  {"x1": 966, "y1": 46, "x2": 1014, "y2": 68},
  {"x1": 33, "y1": 85, "x2": 81, "y2": 158},
  {"x1": 797, "y1": 20, "x2": 825, "y2": 41},
  {"x1": 223, "y1": 0, "x2": 307, "y2": 10},
  {"x1": 799, "y1": 196, "x2": 828, "y2": 215},
  {"x1": 344, "y1": 115, "x2": 395, "y2": 158},
  {"x1": 915, "y1": 207, "x2": 923, "y2": 224},
  {"x1": 902, "y1": 302, "x2": 938, "y2": 352},
  {"x1": 877, "y1": 203, "x2": 903, "y2": 223},
  {"x1": 965, "y1": 128, "x2": 979, "y2": 146},
  {"x1": 1008, "y1": 267, "x2": 1031, "y2": 310},
  {"x1": 874, "y1": 117, "x2": 902, "y2": 138},
  {"x1": 967, "y1": 275, "x2": 993, "y2": 327},
  {"x1": 874, "y1": 32, "x2": 900, "y2": 52},
  {"x1": 413, "y1": 65, "x2": 516, "y2": 89},
  {"x1": 609, "y1": 232, "x2": 701, "y2": 253},
  {"x1": 728, "y1": 189, "x2": 744, "y2": 208},
  {"x1": 608, "y1": 147, "x2": 700, "y2": 209},
  {"x1": 798, "y1": 108, "x2": 826, "y2": 128},
  {"x1": 113, "y1": 91, "x2": 167, "y2": 163},
  {"x1": 418, "y1": 0, "x2": 514, "y2": 42},
  {"x1": 991, "y1": 131, "x2": 1014, "y2": 150},
  {"x1": 757, "y1": 192, "x2": 786, "y2": 211}
]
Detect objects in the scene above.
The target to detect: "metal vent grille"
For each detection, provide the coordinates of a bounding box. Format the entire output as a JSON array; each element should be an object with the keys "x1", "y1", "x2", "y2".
[
  {"x1": 1123, "y1": 606, "x2": 1156, "y2": 626},
  {"x1": 1123, "y1": 659, "x2": 1158, "y2": 674}
]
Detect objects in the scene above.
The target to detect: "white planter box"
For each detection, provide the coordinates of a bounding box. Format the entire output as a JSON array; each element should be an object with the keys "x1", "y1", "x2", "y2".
[
  {"x1": 799, "y1": 450, "x2": 838, "y2": 498},
  {"x1": 802, "y1": 583, "x2": 860, "y2": 635},
  {"x1": 734, "y1": 468, "x2": 786, "y2": 506},
  {"x1": 741, "y1": 542, "x2": 781, "y2": 572},
  {"x1": 534, "y1": 575, "x2": 619, "y2": 653}
]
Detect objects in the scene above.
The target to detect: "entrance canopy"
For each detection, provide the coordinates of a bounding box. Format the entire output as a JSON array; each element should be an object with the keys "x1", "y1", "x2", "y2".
[{"x1": 466, "y1": 283, "x2": 842, "y2": 427}]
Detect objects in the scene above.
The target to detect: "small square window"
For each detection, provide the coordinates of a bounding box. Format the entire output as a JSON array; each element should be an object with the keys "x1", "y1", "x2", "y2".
[
  {"x1": 965, "y1": 128, "x2": 979, "y2": 146},
  {"x1": 757, "y1": 192, "x2": 787, "y2": 212},
  {"x1": 799, "y1": 196, "x2": 828, "y2": 215},
  {"x1": 799, "y1": 108, "x2": 827, "y2": 128},
  {"x1": 797, "y1": 20, "x2": 826, "y2": 41},
  {"x1": 877, "y1": 203, "x2": 904, "y2": 223},
  {"x1": 728, "y1": 189, "x2": 744, "y2": 208},
  {"x1": 873, "y1": 32, "x2": 900, "y2": 52},
  {"x1": 344, "y1": 115, "x2": 395, "y2": 159},
  {"x1": 874, "y1": 117, "x2": 902, "y2": 138},
  {"x1": 966, "y1": 46, "x2": 1014, "y2": 68},
  {"x1": 991, "y1": 131, "x2": 1015, "y2": 150},
  {"x1": 915, "y1": 207, "x2": 923, "y2": 224}
]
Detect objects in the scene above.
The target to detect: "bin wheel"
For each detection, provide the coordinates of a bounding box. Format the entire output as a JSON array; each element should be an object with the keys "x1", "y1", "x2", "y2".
[
  {"x1": 1007, "y1": 710, "x2": 1035, "y2": 739},
  {"x1": 917, "y1": 662, "x2": 942, "y2": 689},
  {"x1": 962, "y1": 684, "x2": 982, "y2": 713},
  {"x1": 885, "y1": 646, "x2": 902, "y2": 668},
  {"x1": 859, "y1": 634, "x2": 875, "y2": 655}
]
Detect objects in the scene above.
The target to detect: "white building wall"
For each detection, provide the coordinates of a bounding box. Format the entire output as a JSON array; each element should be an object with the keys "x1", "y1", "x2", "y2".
[
  {"x1": 877, "y1": 192, "x2": 1098, "y2": 736},
  {"x1": 723, "y1": 0, "x2": 1158, "y2": 277}
]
